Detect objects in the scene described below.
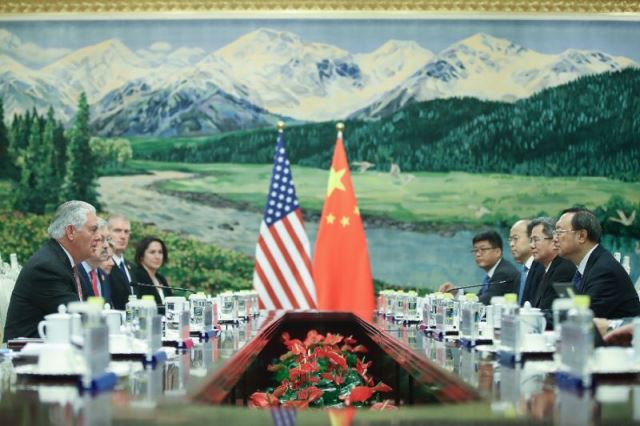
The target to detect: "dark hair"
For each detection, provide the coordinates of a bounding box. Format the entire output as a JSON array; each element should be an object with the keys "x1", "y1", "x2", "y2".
[
  {"x1": 134, "y1": 236, "x2": 169, "y2": 266},
  {"x1": 472, "y1": 230, "x2": 503, "y2": 251},
  {"x1": 527, "y1": 217, "x2": 556, "y2": 238},
  {"x1": 561, "y1": 207, "x2": 602, "y2": 243}
]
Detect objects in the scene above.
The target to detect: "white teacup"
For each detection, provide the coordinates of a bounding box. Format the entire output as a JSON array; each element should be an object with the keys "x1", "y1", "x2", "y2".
[
  {"x1": 520, "y1": 308, "x2": 547, "y2": 334},
  {"x1": 521, "y1": 333, "x2": 548, "y2": 352},
  {"x1": 38, "y1": 311, "x2": 72, "y2": 344},
  {"x1": 103, "y1": 310, "x2": 125, "y2": 335},
  {"x1": 593, "y1": 347, "x2": 632, "y2": 371},
  {"x1": 37, "y1": 344, "x2": 86, "y2": 374}
]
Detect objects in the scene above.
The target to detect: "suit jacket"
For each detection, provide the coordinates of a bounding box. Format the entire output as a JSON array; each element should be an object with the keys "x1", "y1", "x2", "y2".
[
  {"x1": 109, "y1": 257, "x2": 133, "y2": 310},
  {"x1": 78, "y1": 265, "x2": 112, "y2": 306},
  {"x1": 479, "y1": 258, "x2": 521, "y2": 305},
  {"x1": 578, "y1": 245, "x2": 640, "y2": 319},
  {"x1": 131, "y1": 265, "x2": 173, "y2": 307},
  {"x1": 531, "y1": 256, "x2": 576, "y2": 310},
  {"x1": 3, "y1": 239, "x2": 81, "y2": 341},
  {"x1": 520, "y1": 261, "x2": 545, "y2": 306}
]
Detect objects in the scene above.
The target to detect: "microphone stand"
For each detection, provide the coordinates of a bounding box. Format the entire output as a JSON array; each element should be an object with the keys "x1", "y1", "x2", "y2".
[
  {"x1": 445, "y1": 280, "x2": 508, "y2": 293},
  {"x1": 132, "y1": 282, "x2": 197, "y2": 294}
]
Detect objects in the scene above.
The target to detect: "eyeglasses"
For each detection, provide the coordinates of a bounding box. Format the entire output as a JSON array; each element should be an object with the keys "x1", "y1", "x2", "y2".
[
  {"x1": 470, "y1": 247, "x2": 496, "y2": 254},
  {"x1": 529, "y1": 236, "x2": 553, "y2": 245},
  {"x1": 552, "y1": 229, "x2": 577, "y2": 236}
]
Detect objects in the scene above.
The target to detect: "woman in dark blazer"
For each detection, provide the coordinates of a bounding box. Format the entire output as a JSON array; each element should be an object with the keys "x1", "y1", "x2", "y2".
[{"x1": 131, "y1": 236, "x2": 173, "y2": 308}]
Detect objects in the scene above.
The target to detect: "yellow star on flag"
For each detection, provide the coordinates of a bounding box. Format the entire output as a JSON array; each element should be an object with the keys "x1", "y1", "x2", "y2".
[
  {"x1": 326, "y1": 167, "x2": 346, "y2": 197},
  {"x1": 340, "y1": 216, "x2": 350, "y2": 227},
  {"x1": 354, "y1": 206, "x2": 360, "y2": 215},
  {"x1": 326, "y1": 213, "x2": 336, "y2": 224}
]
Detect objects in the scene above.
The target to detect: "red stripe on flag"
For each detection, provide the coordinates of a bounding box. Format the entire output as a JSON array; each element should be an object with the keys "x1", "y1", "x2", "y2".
[
  {"x1": 269, "y1": 219, "x2": 315, "y2": 308},
  {"x1": 258, "y1": 237, "x2": 299, "y2": 308},
  {"x1": 254, "y1": 258, "x2": 282, "y2": 310},
  {"x1": 281, "y1": 215, "x2": 315, "y2": 306}
]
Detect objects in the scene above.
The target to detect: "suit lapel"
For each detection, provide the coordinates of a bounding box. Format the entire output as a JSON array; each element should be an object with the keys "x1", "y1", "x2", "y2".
[
  {"x1": 581, "y1": 245, "x2": 603, "y2": 289},
  {"x1": 47, "y1": 239, "x2": 76, "y2": 291}
]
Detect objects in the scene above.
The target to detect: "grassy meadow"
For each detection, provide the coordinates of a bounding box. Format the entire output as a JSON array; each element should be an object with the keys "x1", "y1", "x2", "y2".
[{"x1": 130, "y1": 160, "x2": 640, "y2": 225}]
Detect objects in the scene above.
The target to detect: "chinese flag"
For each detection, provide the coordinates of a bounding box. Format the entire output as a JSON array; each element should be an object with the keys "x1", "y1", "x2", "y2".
[{"x1": 313, "y1": 125, "x2": 375, "y2": 320}]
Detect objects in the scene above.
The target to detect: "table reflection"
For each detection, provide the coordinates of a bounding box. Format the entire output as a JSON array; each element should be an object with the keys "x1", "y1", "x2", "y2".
[{"x1": 1, "y1": 312, "x2": 639, "y2": 424}]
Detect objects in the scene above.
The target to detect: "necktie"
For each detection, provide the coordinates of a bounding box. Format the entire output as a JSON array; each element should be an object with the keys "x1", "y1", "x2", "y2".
[
  {"x1": 90, "y1": 269, "x2": 100, "y2": 297},
  {"x1": 479, "y1": 275, "x2": 491, "y2": 296},
  {"x1": 119, "y1": 260, "x2": 129, "y2": 282},
  {"x1": 119, "y1": 260, "x2": 135, "y2": 294},
  {"x1": 518, "y1": 265, "x2": 529, "y2": 305},
  {"x1": 73, "y1": 266, "x2": 83, "y2": 301},
  {"x1": 573, "y1": 270, "x2": 583, "y2": 292}
]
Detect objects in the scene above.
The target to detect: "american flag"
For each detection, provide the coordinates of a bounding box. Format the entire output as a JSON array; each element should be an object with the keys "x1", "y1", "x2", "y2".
[{"x1": 252, "y1": 129, "x2": 317, "y2": 310}]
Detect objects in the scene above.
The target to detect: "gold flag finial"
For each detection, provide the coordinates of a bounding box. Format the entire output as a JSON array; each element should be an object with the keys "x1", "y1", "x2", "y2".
[{"x1": 336, "y1": 122, "x2": 345, "y2": 131}]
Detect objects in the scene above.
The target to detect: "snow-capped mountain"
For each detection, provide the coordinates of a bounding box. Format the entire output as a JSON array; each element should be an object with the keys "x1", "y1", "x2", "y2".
[
  {"x1": 93, "y1": 78, "x2": 282, "y2": 137},
  {"x1": 1, "y1": 29, "x2": 636, "y2": 136},
  {"x1": 41, "y1": 38, "x2": 175, "y2": 105},
  {"x1": 0, "y1": 54, "x2": 75, "y2": 121},
  {"x1": 352, "y1": 33, "x2": 636, "y2": 118}
]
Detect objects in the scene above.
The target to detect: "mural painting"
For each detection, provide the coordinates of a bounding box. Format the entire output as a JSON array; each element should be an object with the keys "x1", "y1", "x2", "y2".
[{"x1": 1, "y1": 18, "x2": 639, "y2": 291}]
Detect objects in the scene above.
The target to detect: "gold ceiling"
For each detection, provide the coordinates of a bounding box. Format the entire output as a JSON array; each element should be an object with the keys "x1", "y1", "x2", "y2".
[{"x1": 1, "y1": 0, "x2": 639, "y2": 14}]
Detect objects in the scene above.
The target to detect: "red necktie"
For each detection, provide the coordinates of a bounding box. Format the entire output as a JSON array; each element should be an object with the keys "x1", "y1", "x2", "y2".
[
  {"x1": 90, "y1": 269, "x2": 100, "y2": 297},
  {"x1": 73, "y1": 266, "x2": 83, "y2": 301}
]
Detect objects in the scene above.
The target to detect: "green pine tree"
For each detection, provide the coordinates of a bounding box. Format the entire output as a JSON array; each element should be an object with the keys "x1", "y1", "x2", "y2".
[
  {"x1": 12, "y1": 117, "x2": 47, "y2": 213},
  {"x1": 53, "y1": 119, "x2": 67, "y2": 183},
  {"x1": 60, "y1": 93, "x2": 100, "y2": 208},
  {"x1": 0, "y1": 98, "x2": 11, "y2": 178},
  {"x1": 40, "y1": 107, "x2": 60, "y2": 212}
]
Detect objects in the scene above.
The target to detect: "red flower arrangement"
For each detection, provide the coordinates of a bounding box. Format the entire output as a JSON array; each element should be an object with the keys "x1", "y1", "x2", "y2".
[{"x1": 249, "y1": 330, "x2": 395, "y2": 409}]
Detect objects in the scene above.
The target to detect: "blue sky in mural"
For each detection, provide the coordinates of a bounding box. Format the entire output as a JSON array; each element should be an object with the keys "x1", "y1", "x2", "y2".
[{"x1": 3, "y1": 18, "x2": 640, "y2": 60}]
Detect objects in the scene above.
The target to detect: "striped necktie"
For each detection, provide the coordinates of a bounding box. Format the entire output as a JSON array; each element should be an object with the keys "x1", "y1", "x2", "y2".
[{"x1": 73, "y1": 266, "x2": 83, "y2": 301}]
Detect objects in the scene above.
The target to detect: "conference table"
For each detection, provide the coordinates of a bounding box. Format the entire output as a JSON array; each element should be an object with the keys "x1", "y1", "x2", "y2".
[{"x1": 1, "y1": 311, "x2": 639, "y2": 424}]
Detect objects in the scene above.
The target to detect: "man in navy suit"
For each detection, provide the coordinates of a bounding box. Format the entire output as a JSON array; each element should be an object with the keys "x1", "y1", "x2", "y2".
[
  {"x1": 440, "y1": 230, "x2": 520, "y2": 305},
  {"x1": 527, "y1": 216, "x2": 576, "y2": 310},
  {"x1": 509, "y1": 219, "x2": 544, "y2": 306},
  {"x1": 107, "y1": 214, "x2": 134, "y2": 310},
  {"x1": 555, "y1": 208, "x2": 640, "y2": 319},
  {"x1": 3, "y1": 201, "x2": 101, "y2": 341},
  {"x1": 78, "y1": 219, "x2": 113, "y2": 306}
]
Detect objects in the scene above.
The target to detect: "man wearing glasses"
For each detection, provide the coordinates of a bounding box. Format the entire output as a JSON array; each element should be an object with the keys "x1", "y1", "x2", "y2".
[
  {"x1": 527, "y1": 216, "x2": 576, "y2": 310},
  {"x1": 554, "y1": 208, "x2": 640, "y2": 319},
  {"x1": 440, "y1": 230, "x2": 520, "y2": 305},
  {"x1": 78, "y1": 219, "x2": 113, "y2": 307}
]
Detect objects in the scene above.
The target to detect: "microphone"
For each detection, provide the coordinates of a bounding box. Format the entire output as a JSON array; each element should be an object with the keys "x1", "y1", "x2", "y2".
[
  {"x1": 445, "y1": 280, "x2": 508, "y2": 292},
  {"x1": 131, "y1": 282, "x2": 197, "y2": 294}
]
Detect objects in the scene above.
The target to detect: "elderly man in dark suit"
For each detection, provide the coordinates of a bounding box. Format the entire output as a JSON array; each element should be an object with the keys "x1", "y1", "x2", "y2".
[
  {"x1": 440, "y1": 230, "x2": 520, "y2": 305},
  {"x1": 3, "y1": 201, "x2": 102, "y2": 341},
  {"x1": 527, "y1": 216, "x2": 576, "y2": 310},
  {"x1": 555, "y1": 207, "x2": 640, "y2": 319},
  {"x1": 107, "y1": 214, "x2": 134, "y2": 310}
]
